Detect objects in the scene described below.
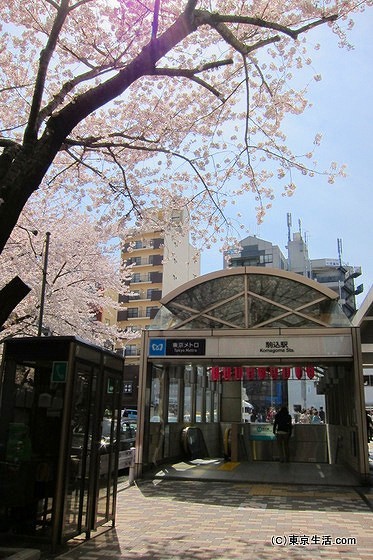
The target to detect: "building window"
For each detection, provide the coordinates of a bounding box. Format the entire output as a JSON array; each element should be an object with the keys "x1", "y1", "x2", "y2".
[
  {"x1": 117, "y1": 310, "x2": 127, "y2": 321},
  {"x1": 127, "y1": 308, "x2": 139, "y2": 318},
  {"x1": 146, "y1": 306, "x2": 159, "y2": 318},
  {"x1": 149, "y1": 254, "x2": 163, "y2": 265},
  {"x1": 132, "y1": 273, "x2": 141, "y2": 283},
  {"x1": 260, "y1": 254, "x2": 273, "y2": 264},
  {"x1": 126, "y1": 345, "x2": 138, "y2": 356},
  {"x1": 150, "y1": 271, "x2": 163, "y2": 283},
  {"x1": 134, "y1": 240, "x2": 143, "y2": 249},
  {"x1": 364, "y1": 374, "x2": 373, "y2": 386},
  {"x1": 128, "y1": 256, "x2": 141, "y2": 265},
  {"x1": 151, "y1": 238, "x2": 164, "y2": 249},
  {"x1": 147, "y1": 289, "x2": 162, "y2": 301}
]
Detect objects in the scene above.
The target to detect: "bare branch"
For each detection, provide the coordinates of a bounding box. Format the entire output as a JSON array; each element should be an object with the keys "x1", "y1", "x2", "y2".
[
  {"x1": 293, "y1": 14, "x2": 339, "y2": 38},
  {"x1": 0, "y1": 83, "x2": 33, "y2": 94},
  {"x1": 0, "y1": 142, "x2": 22, "y2": 181},
  {"x1": 44, "y1": 0, "x2": 59, "y2": 9},
  {"x1": 0, "y1": 276, "x2": 31, "y2": 328},
  {"x1": 0, "y1": 139, "x2": 21, "y2": 149},
  {"x1": 108, "y1": 147, "x2": 140, "y2": 215},
  {"x1": 39, "y1": 66, "x2": 113, "y2": 124},
  {"x1": 152, "y1": 0, "x2": 161, "y2": 39},
  {"x1": 195, "y1": 11, "x2": 339, "y2": 41},
  {"x1": 154, "y1": 59, "x2": 233, "y2": 100},
  {"x1": 68, "y1": 0, "x2": 94, "y2": 11},
  {"x1": 24, "y1": 0, "x2": 70, "y2": 144},
  {"x1": 208, "y1": 18, "x2": 281, "y2": 55}
]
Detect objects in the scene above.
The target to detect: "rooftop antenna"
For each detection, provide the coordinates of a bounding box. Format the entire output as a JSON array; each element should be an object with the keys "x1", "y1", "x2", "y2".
[
  {"x1": 286, "y1": 213, "x2": 292, "y2": 271},
  {"x1": 298, "y1": 218, "x2": 302, "y2": 236},
  {"x1": 304, "y1": 230, "x2": 311, "y2": 278},
  {"x1": 287, "y1": 213, "x2": 292, "y2": 243},
  {"x1": 337, "y1": 238, "x2": 343, "y2": 267}
]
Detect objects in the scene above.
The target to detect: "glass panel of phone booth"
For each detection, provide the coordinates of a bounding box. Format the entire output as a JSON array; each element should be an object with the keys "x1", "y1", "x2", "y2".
[
  {"x1": 0, "y1": 358, "x2": 65, "y2": 537},
  {"x1": 94, "y1": 373, "x2": 122, "y2": 528},
  {"x1": 63, "y1": 364, "x2": 96, "y2": 540}
]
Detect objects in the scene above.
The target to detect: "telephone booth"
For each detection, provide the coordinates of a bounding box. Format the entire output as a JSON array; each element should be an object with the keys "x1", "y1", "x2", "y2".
[{"x1": 0, "y1": 336, "x2": 124, "y2": 550}]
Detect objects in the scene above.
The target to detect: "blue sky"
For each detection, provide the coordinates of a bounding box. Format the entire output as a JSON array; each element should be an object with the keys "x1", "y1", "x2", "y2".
[{"x1": 201, "y1": 11, "x2": 372, "y2": 307}]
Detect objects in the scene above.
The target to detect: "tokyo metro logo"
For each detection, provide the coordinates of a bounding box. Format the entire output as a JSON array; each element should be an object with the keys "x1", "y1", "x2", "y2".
[{"x1": 149, "y1": 338, "x2": 166, "y2": 356}]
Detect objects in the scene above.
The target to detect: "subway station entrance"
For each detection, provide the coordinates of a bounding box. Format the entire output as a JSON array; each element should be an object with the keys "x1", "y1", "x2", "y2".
[{"x1": 135, "y1": 268, "x2": 370, "y2": 485}]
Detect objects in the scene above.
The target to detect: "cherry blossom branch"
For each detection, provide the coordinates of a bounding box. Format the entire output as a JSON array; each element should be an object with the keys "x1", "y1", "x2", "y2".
[{"x1": 63, "y1": 135, "x2": 229, "y2": 224}]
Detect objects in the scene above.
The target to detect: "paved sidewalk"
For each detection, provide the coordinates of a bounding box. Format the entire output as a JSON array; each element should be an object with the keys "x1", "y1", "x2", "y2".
[{"x1": 52, "y1": 477, "x2": 373, "y2": 560}]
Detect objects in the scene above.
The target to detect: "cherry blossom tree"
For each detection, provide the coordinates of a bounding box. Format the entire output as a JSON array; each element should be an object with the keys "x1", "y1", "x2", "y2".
[
  {"x1": 0, "y1": 189, "x2": 132, "y2": 345},
  {"x1": 0, "y1": 0, "x2": 371, "y2": 321}
]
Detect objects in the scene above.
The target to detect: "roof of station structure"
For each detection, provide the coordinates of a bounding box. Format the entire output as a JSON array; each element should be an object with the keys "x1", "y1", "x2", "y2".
[
  {"x1": 353, "y1": 284, "x2": 373, "y2": 350},
  {"x1": 151, "y1": 267, "x2": 352, "y2": 330}
]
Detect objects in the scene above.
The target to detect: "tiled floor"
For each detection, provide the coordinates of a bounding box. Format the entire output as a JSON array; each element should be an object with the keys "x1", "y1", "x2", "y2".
[
  {"x1": 54, "y1": 476, "x2": 373, "y2": 560},
  {"x1": 48, "y1": 449, "x2": 373, "y2": 560},
  {"x1": 147, "y1": 457, "x2": 366, "y2": 486},
  {"x1": 3, "y1": 447, "x2": 372, "y2": 559}
]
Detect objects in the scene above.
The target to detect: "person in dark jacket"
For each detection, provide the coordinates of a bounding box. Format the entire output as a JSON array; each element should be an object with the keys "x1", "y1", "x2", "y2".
[{"x1": 273, "y1": 406, "x2": 292, "y2": 462}]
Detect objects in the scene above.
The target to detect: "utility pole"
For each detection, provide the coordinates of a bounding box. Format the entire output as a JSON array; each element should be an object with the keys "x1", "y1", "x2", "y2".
[{"x1": 38, "y1": 231, "x2": 51, "y2": 336}]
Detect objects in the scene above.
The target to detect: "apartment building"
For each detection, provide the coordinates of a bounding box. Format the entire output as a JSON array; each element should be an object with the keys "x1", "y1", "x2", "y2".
[
  {"x1": 116, "y1": 209, "x2": 200, "y2": 407},
  {"x1": 226, "y1": 231, "x2": 362, "y2": 319},
  {"x1": 224, "y1": 235, "x2": 288, "y2": 270}
]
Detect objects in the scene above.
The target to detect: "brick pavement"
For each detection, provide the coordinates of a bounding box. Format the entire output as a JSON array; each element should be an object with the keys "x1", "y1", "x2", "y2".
[{"x1": 54, "y1": 478, "x2": 373, "y2": 560}]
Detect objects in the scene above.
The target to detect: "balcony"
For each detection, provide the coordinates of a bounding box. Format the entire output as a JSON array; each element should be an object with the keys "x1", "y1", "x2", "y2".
[
  {"x1": 131, "y1": 271, "x2": 163, "y2": 284},
  {"x1": 123, "y1": 238, "x2": 164, "y2": 252},
  {"x1": 346, "y1": 266, "x2": 362, "y2": 280},
  {"x1": 117, "y1": 307, "x2": 160, "y2": 322},
  {"x1": 126, "y1": 254, "x2": 163, "y2": 266},
  {"x1": 131, "y1": 274, "x2": 152, "y2": 284},
  {"x1": 118, "y1": 289, "x2": 162, "y2": 306}
]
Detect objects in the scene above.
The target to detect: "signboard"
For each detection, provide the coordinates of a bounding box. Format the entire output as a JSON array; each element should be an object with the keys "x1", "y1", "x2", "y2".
[
  {"x1": 149, "y1": 338, "x2": 206, "y2": 357},
  {"x1": 216, "y1": 334, "x2": 353, "y2": 358},
  {"x1": 148, "y1": 333, "x2": 353, "y2": 359},
  {"x1": 250, "y1": 423, "x2": 276, "y2": 441},
  {"x1": 166, "y1": 339, "x2": 206, "y2": 356},
  {"x1": 210, "y1": 365, "x2": 316, "y2": 381},
  {"x1": 51, "y1": 361, "x2": 68, "y2": 383},
  {"x1": 149, "y1": 338, "x2": 166, "y2": 356}
]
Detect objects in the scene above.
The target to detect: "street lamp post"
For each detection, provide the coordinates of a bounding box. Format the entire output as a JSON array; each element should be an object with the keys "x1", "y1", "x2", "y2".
[{"x1": 38, "y1": 231, "x2": 51, "y2": 336}]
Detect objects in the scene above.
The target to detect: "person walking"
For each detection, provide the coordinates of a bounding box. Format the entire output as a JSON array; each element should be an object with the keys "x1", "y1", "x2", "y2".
[
  {"x1": 366, "y1": 411, "x2": 373, "y2": 442},
  {"x1": 319, "y1": 406, "x2": 326, "y2": 423},
  {"x1": 273, "y1": 406, "x2": 292, "y2": 462},
  {"x1": 311, "y1": 410, "x2": 322, "y2": 424}
]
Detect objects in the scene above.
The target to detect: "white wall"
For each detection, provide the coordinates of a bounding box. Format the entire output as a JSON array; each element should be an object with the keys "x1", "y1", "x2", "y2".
[{"x1": 288, "y1": 379, "x2": 325, "y2": 418}]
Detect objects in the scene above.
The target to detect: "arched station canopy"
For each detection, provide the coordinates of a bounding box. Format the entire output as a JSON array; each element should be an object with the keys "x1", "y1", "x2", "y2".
[{"x1": 151, "y1": 267, "x2": 351, "y2": 330}]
